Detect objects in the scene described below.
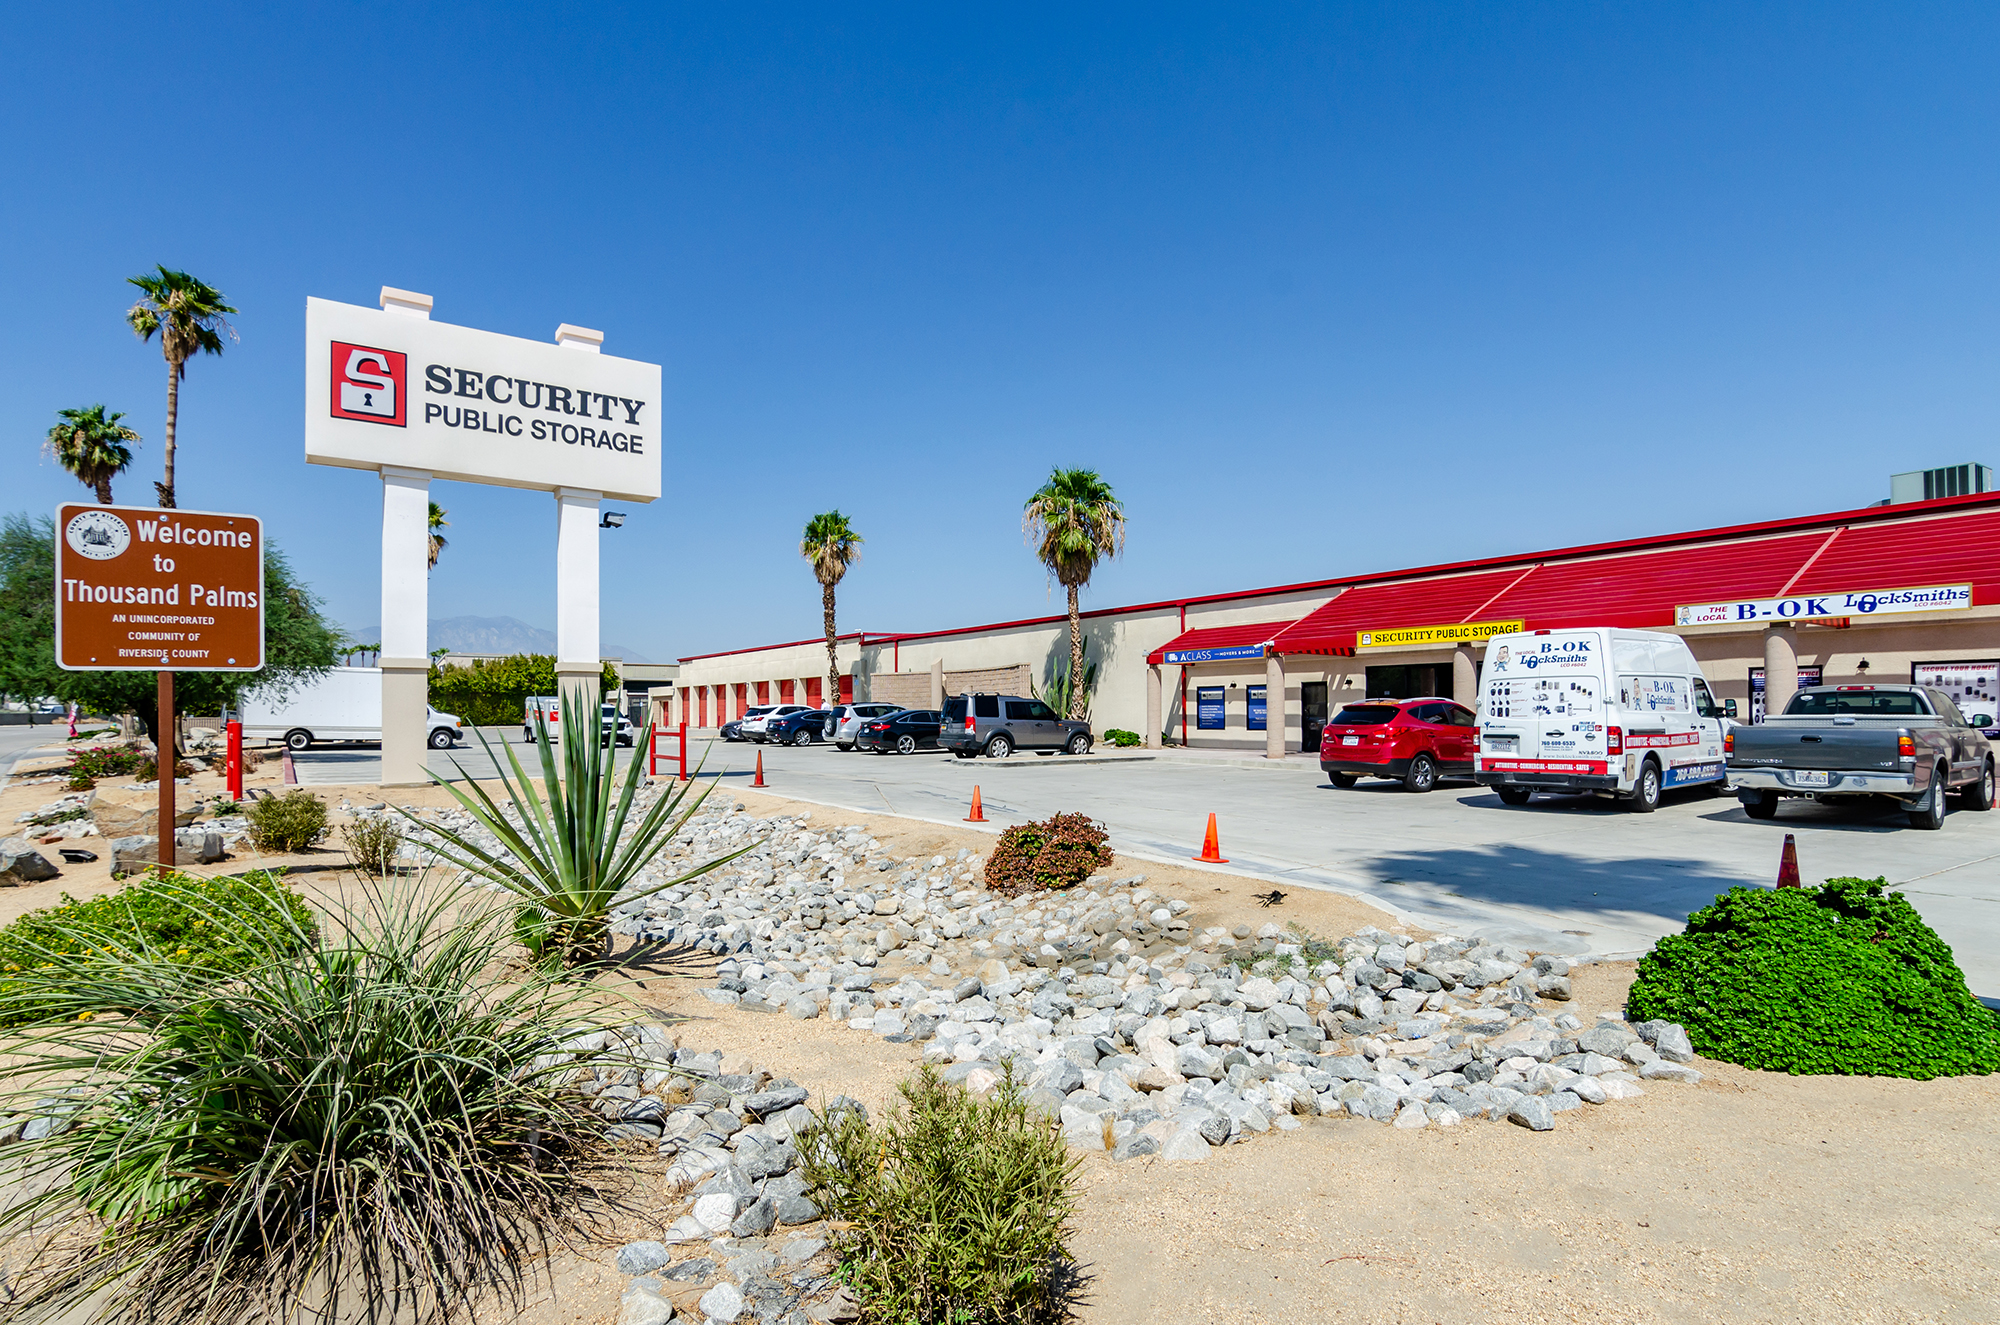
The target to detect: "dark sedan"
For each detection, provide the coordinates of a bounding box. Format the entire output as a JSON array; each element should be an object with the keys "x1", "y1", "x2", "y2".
[
  {"x1": 765, "y1": 708, "x2": 833, "y2": 746},
  {"x1": 855, "y1": 709, "x2": 942, "y2": 754}
]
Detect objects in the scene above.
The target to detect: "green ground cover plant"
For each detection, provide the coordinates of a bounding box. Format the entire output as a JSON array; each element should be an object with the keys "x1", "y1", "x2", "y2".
[
  {"x1": 982, "y1": 813, "x2": 1113, "y2": 894},
  {"x1": 798, "y1": 1065, "x2": 1081, "y2": 1325},
  {"x1": 1101, "y1": 728, "x2": 1142, "y2": 748},
  {"x1": 1627, "y1": 876, "x2": 2000, "y2": 1078},
  {"x1": 0, "y1": 883, "x2": 624, "y2": 1325},
  {"x1": 0, "y1": 870, "x2": 315, "y2": 1024},
  {"x1": 245, "y1": 788, "x2": 330, "y2": 852},
  {"x1": 63, "y1": 743, "x2": 147, "y2": 789}
]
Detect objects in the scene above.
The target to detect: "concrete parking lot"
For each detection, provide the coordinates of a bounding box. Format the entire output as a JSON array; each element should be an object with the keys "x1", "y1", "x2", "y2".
[{"x1": 292, "y1": 727, "x2": 2000, "y2": 998}]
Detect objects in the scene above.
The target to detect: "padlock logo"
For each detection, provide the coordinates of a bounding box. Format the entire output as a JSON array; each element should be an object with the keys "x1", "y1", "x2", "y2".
[{"x1": 329, "y1": 341, "x2": 407, "y2": 427}]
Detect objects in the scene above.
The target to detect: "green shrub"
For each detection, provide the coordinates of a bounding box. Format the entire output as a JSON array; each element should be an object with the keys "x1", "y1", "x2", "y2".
[
  {"x1": 798, "y1": 1066, "x2": 1080, "y2": 1325},
  {"x1": 63, "y1": 743, "x2": 147, "y2": 789},
  {"x1": 246, "y1": 789, "x2": 330, "y2": 852},
  {"x1": 1627, "y1": 876, "x2": 2000, "y2": 1078},
  {"x1": 983, "y1": 812, "x2": 1113, "y2": 895},
  {"x1": 0, "y1": 885, "x2": 621, "y2": 1325},
  {"x1": 342, "y1": 815, "x2": 405, "y2": 876},
  {"x1": 1102, "y1": 728, "x2": 1142, "y2": 748},
  {"x1": 0, "y1": 870, "x2": 317, "y2": 1025}
]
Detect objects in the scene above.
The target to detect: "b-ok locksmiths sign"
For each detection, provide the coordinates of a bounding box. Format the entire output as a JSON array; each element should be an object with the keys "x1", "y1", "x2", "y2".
[
  {"x1": 54, "y1": 505, "x2": 264, "y2": 671},
  {"x1": 303, "y1": 297, "x2": 662, "y2": 502}
]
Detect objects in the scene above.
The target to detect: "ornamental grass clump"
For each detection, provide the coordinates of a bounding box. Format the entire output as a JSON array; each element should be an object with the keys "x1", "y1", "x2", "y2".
[
  {"x1": 982, "y1": 812, "x2": 1113, "y2": 895},
  {"x1": 797, "y1": 1065, "x2": 1081, "y2": 1325},
  {"x1": 0, "y1": 882, "x2": 626, "y2": 1325},
  {"x1": 411, "y1": 692, "x2": 748, "y2": 967},
  {"x1": 1627, "y1": 876, "x2": 2000, "y2": 1078},
  {"x1": 0, "y1": 869, "x2": 314, "y2": 1026}
]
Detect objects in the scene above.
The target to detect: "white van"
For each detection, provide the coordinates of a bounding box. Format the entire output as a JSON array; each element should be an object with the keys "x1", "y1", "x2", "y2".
[
  {"x1": 240, "y1": 667, "x2": 464, "y2": 751},
  {"x1": 1473, "y1": 628, "x2": 1737, "y2": 811}
]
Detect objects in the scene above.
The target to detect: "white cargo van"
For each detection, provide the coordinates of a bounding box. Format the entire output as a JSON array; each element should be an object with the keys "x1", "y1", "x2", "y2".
[
  {"x1": 1473, "y1": 628, "x2": 1737, "y2": 810},
  {"x1": 239, "y1": 667, "x2": 464, "y2": 751}
]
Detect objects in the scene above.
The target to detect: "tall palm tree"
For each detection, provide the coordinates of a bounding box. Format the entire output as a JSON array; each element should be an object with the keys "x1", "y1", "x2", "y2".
[
  {"x1": 427, "y1": 502, "x2": 450, "y2": 569},
  {"x1": 44, "y1": 405, "x2": 141, "y2": 504},
  {"x1": 125, "y1": 266, "x2": 237, "y2": 509},
  {"x1": 1024, "y1": 467, "x2": 1125, "y2": 719},
  {"x1": 800, "y1": 511, "x2": 862, "y2": 709}
]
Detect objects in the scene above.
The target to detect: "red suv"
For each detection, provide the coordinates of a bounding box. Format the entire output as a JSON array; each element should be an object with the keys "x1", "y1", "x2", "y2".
[{"x1": 1319, "y1": 696, "x2": 1477, "y2": 792}]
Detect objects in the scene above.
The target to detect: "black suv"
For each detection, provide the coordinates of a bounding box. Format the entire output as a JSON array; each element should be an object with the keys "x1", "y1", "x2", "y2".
[
  {"x1": 764, "y1": 708, "x2": 832, "y2": 746},
  {"x1": 940, "y1": 693, "x2": 1093, "y2": 759}
]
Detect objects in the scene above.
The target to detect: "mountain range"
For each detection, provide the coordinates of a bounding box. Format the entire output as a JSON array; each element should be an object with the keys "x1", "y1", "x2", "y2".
[{"x1": 342, "y1": 615, "x2": 651, "y2": 663}]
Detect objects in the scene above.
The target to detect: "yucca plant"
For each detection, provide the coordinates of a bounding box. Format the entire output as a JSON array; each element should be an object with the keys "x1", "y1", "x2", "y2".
[
  {"x1": 411, "y1": 692, "x2": 748, "y2": 967},
  {"x1": 0, "y1": 878, "x2": 626, "y2": 1325}
]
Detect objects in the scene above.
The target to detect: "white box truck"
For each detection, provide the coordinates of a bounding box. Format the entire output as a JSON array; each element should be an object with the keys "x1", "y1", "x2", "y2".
[
  {"x1": 1473, "y1": 628, "x2": 1737, "y2": 811},
  {"x1": 239, "y1": 666, "x2": 464, "y2": 751}
]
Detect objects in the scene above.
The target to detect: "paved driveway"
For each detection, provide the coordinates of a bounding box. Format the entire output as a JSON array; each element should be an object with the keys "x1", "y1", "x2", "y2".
[{"x1": 673, "y1": 738, "x2": 2000, "y2": 997}]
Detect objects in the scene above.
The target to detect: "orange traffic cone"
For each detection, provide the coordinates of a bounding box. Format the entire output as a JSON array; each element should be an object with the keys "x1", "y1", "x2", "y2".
[
  {"x1": 752, "y1": 750, "x2": 766, "y2": 789},
  {"x1": 1776, "y1": 832, "x2": 1801, "y2": 888},
  {"x1": 965, "y1": 786, "x2": 987, "y2": 822},
  {"x1": 1192, "y1": 813, "x2": 1228, "y2": 864}
]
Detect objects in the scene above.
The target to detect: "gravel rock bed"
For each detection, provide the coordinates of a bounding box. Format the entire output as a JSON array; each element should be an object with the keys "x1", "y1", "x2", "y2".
[{"x1": 450, "y1": 795, "x2": 1705, "y2": 1158}]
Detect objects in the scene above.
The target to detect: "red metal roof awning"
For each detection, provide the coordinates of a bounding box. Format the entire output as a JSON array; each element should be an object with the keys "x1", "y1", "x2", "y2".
[
  {"x1": 1786, "y1": 508, "x2": 2000, "y2": 607},
  {"x1": 1147, "y1": 622, "x2": 1293, "y2": 666},
  {"x1": 1270, "y1": 568, "x2": 1532, "y2": 654},
  {"x1": 1480, "y1": 531, "x2": 1833, "y2": 629}
]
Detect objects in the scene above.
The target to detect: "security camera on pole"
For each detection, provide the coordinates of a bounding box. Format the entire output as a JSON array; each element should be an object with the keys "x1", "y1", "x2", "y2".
[{"x1": 303, "y1": 290, "x2": 662, "y2": 783}]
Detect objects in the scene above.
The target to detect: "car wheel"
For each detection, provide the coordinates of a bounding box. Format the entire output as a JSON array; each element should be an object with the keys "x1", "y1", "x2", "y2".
[
  {"x1": 1329, "y1": 772, "x2": 1358, "y2": 788},
  {"x1": 1403, "y1": 753, "x2": 1437, "y2": 793},
  {"x1": 1496, "y1": 786, "x2": 1532, "y2": 806},
  {"x1": 1742, "y1": 790, "x2": 1780, "y2": 819},
  {"x1": 896, "y1": 734, "x2": 916, "y2": 755},
  {"x1": 793, "y1": 730, "x2": 813, "y2": 747},
  {"x1": 1966, "y1": 758, "x2": 1996, "y2": 812},
  {"x1": 986, "y1": 735, "x2": 1013, "y2": 759},
  {"x1": 1629, "y1": 760, "x2": 1661, "y2": 813},
  {"x1": 1909, "y1": 769, "x2": 1948, "y2": 829},
  {"x1": 836, "y1": 741, "x2": 852, "y2": 751},
  {"x1": 284, "y1": 729, "x2": 312, "y2": 752},
  {"x1": 427, "y1": 729, "x2": 455, "y2": 750},
  {"x1": 1066, "y1": 732, "x2": 1091, "y2": 756}
]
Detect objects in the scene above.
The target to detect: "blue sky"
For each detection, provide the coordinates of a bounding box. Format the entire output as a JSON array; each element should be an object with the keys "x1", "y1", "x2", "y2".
[{"x1": 6, "y1": 4, "x2": 1997, "y2": 662}]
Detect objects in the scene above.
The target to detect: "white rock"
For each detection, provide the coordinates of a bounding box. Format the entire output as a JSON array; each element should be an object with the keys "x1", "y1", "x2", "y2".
[
  {"x1": 1638, "y1": 1060, "x2": 1703, "y2": 1084},
  {"x1": 1160, "y1": 1128, "x2": 1211, "y2": 1162},
  {"x1": 692, "y1": 1193, "x2": 739, "y2": 1232},
  {"x1": 1599, "y1": 1078, "x2": 1647, "y2": 1100},
  {"x1": 620, "y1": 1281, "x2": 674, "y2": 1325},
  {"x1": 1567, "y1": 1075, "x2": 1608, "y2": 1104},
  {"x1": 1392, "y1": 1102, "x2": 1428, "y2": 1129},
  {"x1": 699, "y1": 1281, "x2": 745, "y2": 1322}
]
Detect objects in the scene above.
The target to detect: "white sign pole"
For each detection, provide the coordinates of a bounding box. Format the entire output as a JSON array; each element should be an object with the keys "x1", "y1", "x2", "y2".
[
  {"x1": 379, "y1": 288, "x2": 434, "y2": 786},
  {"x1": 552, "y1": 324, "x2": 605, "y2": 773}
]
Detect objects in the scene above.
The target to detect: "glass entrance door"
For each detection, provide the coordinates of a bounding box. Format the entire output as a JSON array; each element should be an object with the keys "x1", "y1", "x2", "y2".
[{"x1": 1301, "y1": 682, "x2": 1328, "y2": 750}]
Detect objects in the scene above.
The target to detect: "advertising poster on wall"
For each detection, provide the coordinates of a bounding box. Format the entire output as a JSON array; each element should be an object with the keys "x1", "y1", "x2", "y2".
[
  {"x1": 1913, "y1": 661, "x2": 1998, "y2": 729},
  {"x1": 1246, "y1": 685, "x2": 1267, "y2": 731},
  {"x1": 1196, "y1": 686, "x2": 1225, "y2": 730},
  {"x1": 1749, "y1": 666, "x2": 1823, "y2": 723}
]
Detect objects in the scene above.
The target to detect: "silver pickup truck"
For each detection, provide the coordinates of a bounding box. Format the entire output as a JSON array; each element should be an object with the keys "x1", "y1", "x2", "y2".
[{"x1": 1727, "y1": 684, "x2": 1995, "y2": 829}]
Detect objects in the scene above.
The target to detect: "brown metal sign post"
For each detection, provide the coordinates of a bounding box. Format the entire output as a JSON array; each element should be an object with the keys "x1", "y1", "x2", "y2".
[{"x1": 54, "y1": 505, "x2": 264, "y2": 872}]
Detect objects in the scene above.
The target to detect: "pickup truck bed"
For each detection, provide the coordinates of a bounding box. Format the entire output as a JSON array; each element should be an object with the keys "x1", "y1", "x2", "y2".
[{"x1": 1727, "y1": 685, "x2": 1995, "y2": 829}]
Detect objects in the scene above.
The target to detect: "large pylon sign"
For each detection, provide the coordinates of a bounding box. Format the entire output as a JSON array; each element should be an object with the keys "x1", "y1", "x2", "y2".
[{"x1": 304, "y1": 288, "x2": 662, "y2": 784}]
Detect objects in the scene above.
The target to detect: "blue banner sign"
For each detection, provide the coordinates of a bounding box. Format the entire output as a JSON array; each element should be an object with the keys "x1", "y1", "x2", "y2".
[
  {"x1": 1246, "y1": 685, "x2": 1267, "y2": 731},
  {"x1": 1165, "y1": 643, "x2": 1268, "y2": 664},
  {"x1": 1196, "y1": 686, "x2": 1225, "y2": 730}
]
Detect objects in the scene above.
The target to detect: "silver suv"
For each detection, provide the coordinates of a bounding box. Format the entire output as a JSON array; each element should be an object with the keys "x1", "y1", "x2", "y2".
[
  {"x1": 822, "y1": 702, "x2": 903, "y2": 750},
  {"x1": 940, "y1": 693, "x2": 1092, "y2": 759}
]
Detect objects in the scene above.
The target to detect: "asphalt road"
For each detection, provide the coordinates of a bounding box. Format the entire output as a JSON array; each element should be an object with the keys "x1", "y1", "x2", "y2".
[{"x1": 290, "y1": 729, "x2": 2000, "y2": 998}]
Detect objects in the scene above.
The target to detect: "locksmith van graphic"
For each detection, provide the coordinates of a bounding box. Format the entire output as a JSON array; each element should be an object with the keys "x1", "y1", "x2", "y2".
[{"x1": 1473, "y1": 628, "x2": 1736, "y2": 811}]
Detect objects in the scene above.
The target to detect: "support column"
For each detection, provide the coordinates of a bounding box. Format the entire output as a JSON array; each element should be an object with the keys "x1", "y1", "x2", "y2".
[
  {"x1": 1145, "y1": 665, "x2": 1163, "y2": 748},
  {"x1": 1266, "y1": 652, "x2": 1287, "y2": 759},
  {"x1": 930, "y1": 658, "x2": 945, "y2": 710},
  {"x1": 379, "y1": 466, "x2": 432, "y2": 786},
  {"x1": 1453, "y1": 645, "x2": 1478, "y2": 707},
  {"x1": 1762, "y1": 625, "x2": 1798, "y2": 723},
  {"x1": 554, "y1": 487, "x2": 603, "y2": 767}
]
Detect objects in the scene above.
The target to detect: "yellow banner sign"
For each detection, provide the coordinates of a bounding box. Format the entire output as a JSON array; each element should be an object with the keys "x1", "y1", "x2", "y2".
[{"x1": 1355, "y1": 619, "x2": 1524, "y2": 650}]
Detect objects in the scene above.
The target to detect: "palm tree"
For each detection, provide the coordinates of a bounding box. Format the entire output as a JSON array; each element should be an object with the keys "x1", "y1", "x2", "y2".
[
  {"x1": 427, "y1": 502, "x2": 449, "y2": 569},
  {"x1": 800, "y1": 511, "x2": 862, "y2": 710},
  {"x1": 1024, "y1": 468, "x2": 1125, "y2": 719},
  {"x1": 125, "y1": 266, "x2": 237, "y2": 509},
  {"x1": 44, "y1": 406, "x2": 141, "y2": 504}
]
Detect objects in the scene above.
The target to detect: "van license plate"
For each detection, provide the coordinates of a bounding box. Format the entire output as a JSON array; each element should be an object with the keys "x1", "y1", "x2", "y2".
[
  {"x1": 1792, "y1": 770, "x2": 1830, "y2": 787},
  {"x1": 1342, "y1": 735, "x2": 1359, "y2": 746}
]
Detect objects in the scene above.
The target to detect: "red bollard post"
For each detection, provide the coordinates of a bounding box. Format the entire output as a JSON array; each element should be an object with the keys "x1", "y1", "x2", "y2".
[
  {"x1": 679, "y1": 718, "x2": 689, "y2": 782},
  {"x1": 226, "y1": 719, "x2": 243, "y2": 800}
]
